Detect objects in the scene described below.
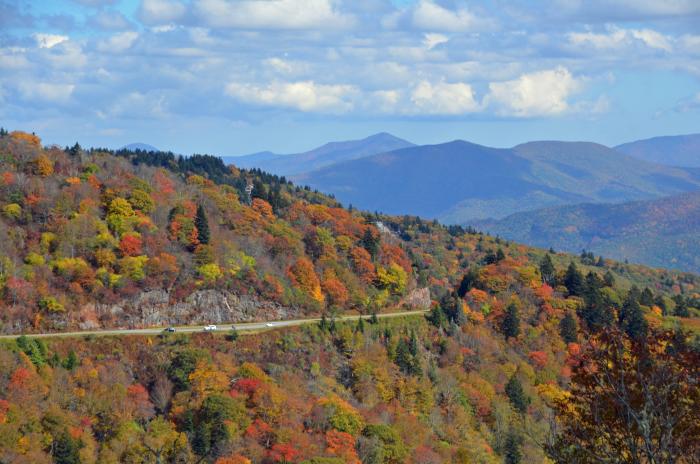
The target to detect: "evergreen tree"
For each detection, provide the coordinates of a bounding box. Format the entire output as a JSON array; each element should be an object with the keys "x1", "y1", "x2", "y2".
[
  {"x1": 195, "y1": 204, "x2": 210, "y2": 245},
  {"x1": 539, "y1": 254, "x2": 556, "y2": 285},
  {"x1": 504, "y1": 429, "x2": 523, "y2": 464},
  {"x1": 603, "y1": 270, "x2": 616, "y2": 287},
  {"x1": 640, "y1": 287, "x2": 654, "y2": 306},
  {"x1": 619, "y1": 288, "x2": 648, "y2": 340},
  {"x1": 395, "y1": 338, "x2": 421, "y2": 376},
  {"x1": 370, "y1": 311, "x2": 379, "y2": 324},
  {"x1": 559, "y1": 312, "x2": 578, "y2": 343},
  {"x1": 53, "y1": 430, "x2": 81, "y2": 464},
  {"x1": 564, "y1": 262, "x2": 585, "y2": 297},
  {"x1": 496, "y1": 247, "x2": 506, "y2": 262},
  {"x1": 361, "y1": 229, "x2": 380, "y2": 259},
  {"x1": 319, "y1": 313, "x2": 328, "y2": 332},
  {"x1": 673, "y1": 296, "x2": 690, "y2": 318},
  {"x1": 505, "y1": 374, "x2": 529, "y2": 413},
  {"x1": 595, "y1": 256, "x2": 606, "y2": 267},
  {"x1": 501, "y1": 303, "x2": 520, "y2": 339},
  {"x1": 63, "y1": 350, "x2": 79, "y2": 370},
  {"x1": 578, "y1": 282, "x2": 612, "y2": 332},
  {"x1": 457, "y1": 269, "x2": 479, "y2": 297},
  {"x1": 355, "y1": 316, "x2": 365, "y2": 334}
]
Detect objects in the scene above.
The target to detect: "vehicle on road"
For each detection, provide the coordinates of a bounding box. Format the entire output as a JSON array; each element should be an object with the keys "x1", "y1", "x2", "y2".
[
  {"x1": 265, "y1": 322, "x2": 275, "y2": 327},
  {"x1": 204, "y1": 324, "x2": 217, "y2": 331},
  {"x1": 164, "y1": 327, "x2": 176, "y2": 333}
]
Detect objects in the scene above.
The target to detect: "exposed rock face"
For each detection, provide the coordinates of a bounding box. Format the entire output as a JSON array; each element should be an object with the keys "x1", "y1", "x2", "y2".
[
  {"x1": 79, "y1": 290, "x2": 298, "y2": 330},
  {"x1": 402, "y1": 287, "x2": 431, "y2": 310}
]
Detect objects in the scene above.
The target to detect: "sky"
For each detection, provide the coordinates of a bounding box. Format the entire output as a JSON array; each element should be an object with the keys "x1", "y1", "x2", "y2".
[{"x1": 1, "y1": 0, "x2": 699, "y2": 155}]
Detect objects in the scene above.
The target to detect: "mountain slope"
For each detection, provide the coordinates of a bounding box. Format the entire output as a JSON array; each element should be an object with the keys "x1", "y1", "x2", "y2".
[
  {"x1": 615, "y1": 133, "x2": 700, "y2": 167},
  {"x1": 474, "y1": 191, "x2": 700, "y2": 272},
  {"x1": 298, "y1": 139, "x2": 700, "y2": 223},
  {"x1": 224, "y1": 132, "x2": 414, "y2": 175}
]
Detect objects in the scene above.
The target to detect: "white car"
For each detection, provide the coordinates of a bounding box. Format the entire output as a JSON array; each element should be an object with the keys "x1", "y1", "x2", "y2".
[
  {"x1": 203, "y1": 324, "x2": 217, "y2": 331},
  {"x1": 265, "y1": 322, "x2": 275, "y2": 327}
]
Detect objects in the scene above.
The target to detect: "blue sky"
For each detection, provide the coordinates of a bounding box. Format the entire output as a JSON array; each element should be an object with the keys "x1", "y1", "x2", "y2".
[{"x1": 1, "y1": 0, "x2": 699, "y2": 155}]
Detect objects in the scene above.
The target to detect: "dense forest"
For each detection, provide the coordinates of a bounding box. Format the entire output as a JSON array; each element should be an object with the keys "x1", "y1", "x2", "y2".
[{"x1": 0, "y1": 129, "x2": 699, "y2": 463}]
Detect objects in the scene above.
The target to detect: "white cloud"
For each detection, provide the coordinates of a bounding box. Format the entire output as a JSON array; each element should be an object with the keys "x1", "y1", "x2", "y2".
[
  {"x1": 19, "y1": 82, "x2": 75, "y2": 103},
  {"x1": 43, "y1": 41, "x2": 88, "y2": 69},
  {"x1": 138, "y1": 0, "x2": 187, "y2": 25},
  {"x1": 0, "y1": 47, "x2": 30, "y2": 69},
  {"x1": 264, "y1": 57, "x2": 309, "y2": 76},
  {"x1": 412, "y1": 0, "x2": 483, "y2": 32},
  {"x1": 410, "y1": 80, "x2": 480, "y2": 115},
  {"x1": 423, "y1": 33, "x2": 449, "y2": 50},
  {"x1": 194, "y1": 0, "x2": 353, "y2": 29},
  {"x1": 225, "y1": 80, "x2": 357, "y2": 113},
  {"x1": 568, "y1": 26, "x2": 672, "y2": 52},
  {"x1": 486, "y1": 67, "x2": 581, "y2": 117},
  {"x1": 97, "y1": 31, "x2": 139, "y2": 53},
  {"x1": 89, "y1": 11, "x2": 131, "y2": 30},
  {"x1": 34, "y1": 33, "x2": 68, "y2": 49}
]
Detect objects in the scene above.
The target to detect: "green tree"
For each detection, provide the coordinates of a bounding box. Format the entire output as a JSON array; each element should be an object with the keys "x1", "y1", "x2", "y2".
[
  {"x1": 361, "y1": 229, "x2": 380, "y2": 259},
  {"x1": 505, "y1": 374, "x2": 529, "y2": 413},
  {"x1": 564, "y1": 262, "x2": 585, "y2": 297},
  {"x1": 559, "y1": 312, "x2": 578, "y2": 344},
  {"x1": 195, "y1": 204, "x2": 210, "y2": 245},
  {"x1": 501, "y1": 303, "x2": 520, "y2": 339},
  {"x1": 539, "y1": 254, "x2": 556, "y2": 285},
  {"x1": 619, "y1": 289, "x2": 648, "y2": 340},
  {"x1": 504, "y1": 428, "x2": 523, "y2": 464}
]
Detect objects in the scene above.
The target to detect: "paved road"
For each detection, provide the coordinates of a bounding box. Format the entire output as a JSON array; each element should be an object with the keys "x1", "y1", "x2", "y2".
[{"x1": 0, "y1": 309, "x2": 429, "y2": 339}]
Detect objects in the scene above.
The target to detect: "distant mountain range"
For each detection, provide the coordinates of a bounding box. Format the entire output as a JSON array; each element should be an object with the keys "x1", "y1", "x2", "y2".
[
  {"x1": 120, "y1": 142, "x2": 160, "y2": 152},
  {"x1": 473, "y1": 191, "x2": 700, "y2": 273},
  {"x1": 221, "y1": 132, "x2": 700, "y2": 223},
  {"x1": 293, "y1": 139, "x2": 700, "y2": 222},
  {"x1": 223, "y1": 132, "x2": 413, "y2": 176},
  {"x1": 615, "y1": 134, "x2": 700, "y2": 167}
]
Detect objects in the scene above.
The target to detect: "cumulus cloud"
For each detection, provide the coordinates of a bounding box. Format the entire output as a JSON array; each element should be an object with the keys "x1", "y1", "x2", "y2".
[
  {"x1": 411, "y1": 0, "x2": 482, "y2": 32},
  {"x1": 486, "y1": 67, "x2": 582, "y2": 117},
  {"x1": 19, "y1": 82, "x2": 75, "y2": 103},
  {"x1": 225, "y1": 80, "x2": 357, "y2": 113},
  {"x1": 194, "y1": 0, "x2": 353, "y2": 29},
  {"x1": 568, "y1": 26, "x2": 672, "y2": 52},
  {"x1": 89, "y1": 11, "x2": 132, "y2": 30},
  {"x1": 409, "y1": 80, "x2": 481, "y2": 114},
  {"x1": 97, "y1": 31, "x2": 139, "y2": 53},
  {"x1": 138, "y1": 0, "x2": 187, "y2": 25},
  {"x1": 34, "y1": 33, "x2": 68, "y2": 49}
]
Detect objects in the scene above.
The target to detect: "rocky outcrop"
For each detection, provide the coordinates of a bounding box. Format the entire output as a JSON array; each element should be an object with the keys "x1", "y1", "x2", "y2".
[
  {"x1": 80, "y1": 290, "x2": 298, "y2": 330},
  {"x1": 401, "y1": 287, "x2": 431, "y2": 310}
]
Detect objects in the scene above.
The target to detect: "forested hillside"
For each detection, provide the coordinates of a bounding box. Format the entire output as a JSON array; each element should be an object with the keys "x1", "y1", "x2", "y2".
[
  {"x1": 474, "y1": 191, "x2": 700, "y2": 273},
  {"x1": 0, "y1": 129, "x2": 699, "y2": 463}
]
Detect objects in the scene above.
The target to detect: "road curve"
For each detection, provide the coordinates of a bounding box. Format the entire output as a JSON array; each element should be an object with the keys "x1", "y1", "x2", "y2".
[{"x1": 0, "y1": 310, "x2": 429, "y2": 340}]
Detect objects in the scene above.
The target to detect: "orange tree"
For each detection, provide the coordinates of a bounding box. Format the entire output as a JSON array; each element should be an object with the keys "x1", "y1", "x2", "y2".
[{"x1": 546, "y1": 328, "x2": 700, "y2": 463}]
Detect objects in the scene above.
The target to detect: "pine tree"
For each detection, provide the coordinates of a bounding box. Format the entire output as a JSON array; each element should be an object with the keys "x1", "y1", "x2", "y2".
[
  {"x1": 673, "y1": 296, "x2": 690, "y2": 318},
  {"x1": 501, "y1": 303, "x2": 520, "y2": 339},
  {"x1": 505, "y1": 374, "x2": 529, "y2": 413},
  {"x1": 355, "y1": 317, "x2": 365, "y2": 334},
  {"x1": 640, "y1": 287, "x2": 654, "y2": 306},
  {"x1": 361, "y1": 229, "x2": 380, "y2": 259},
  {"x1": 619, "y1": 288, "x2": 648, "y2": 340},
  {"x1": 63, "y1": 350, "x2": 79, "y2": 370},
  {"x1": 504, "y1": 428, "x2": 523, "y2": 464},
  {"x1": 603, "y1": 270, "x2": 616, "y2": 287},
  {"x1": 564, "y1": 262, "x2": 585, "y2": 296},
  {"x1": 496, "y1": 247, "x2": 506, "y2": 262},
  {"x1": 559, "y1": 312, "x2": 578, "y2": 343},
  {"x1": 195, "y1": 204, "x2": 210, "y2": 245},
  {"x1": 539, "y1": 254, "x2": 556, "y2": 285}
]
